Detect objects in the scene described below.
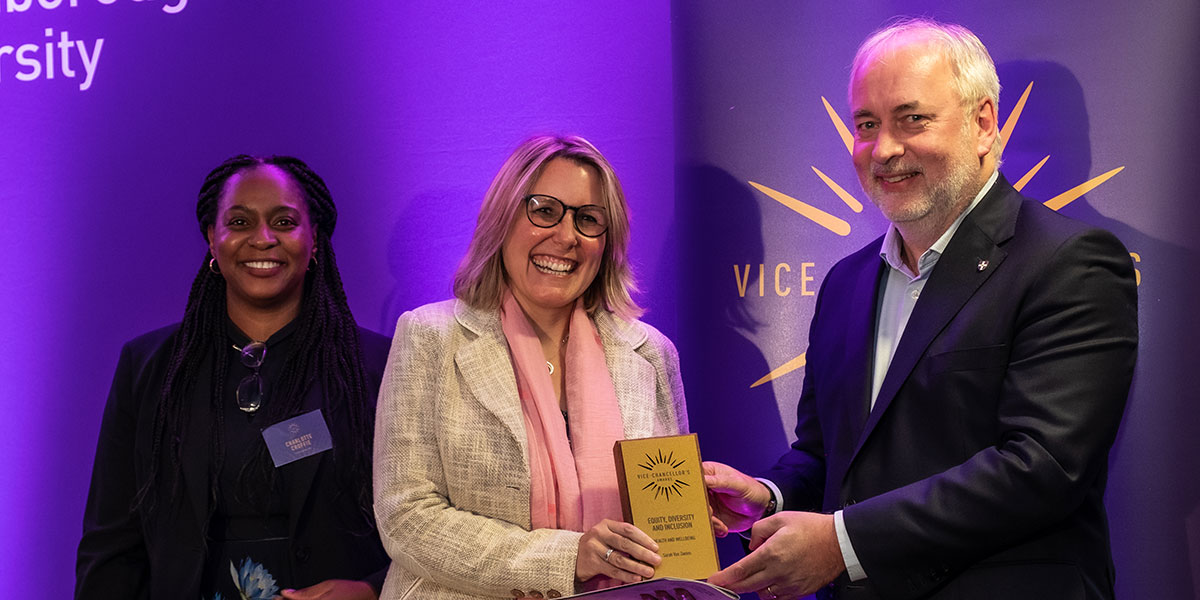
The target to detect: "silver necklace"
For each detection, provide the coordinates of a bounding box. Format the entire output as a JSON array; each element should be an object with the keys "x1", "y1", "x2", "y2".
[{"x1": 545, "y1": 333, "x2": 569, "y2": 375}]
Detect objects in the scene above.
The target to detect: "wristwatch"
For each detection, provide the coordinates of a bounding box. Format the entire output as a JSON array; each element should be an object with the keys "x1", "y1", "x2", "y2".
[{"x1": 763, "y1": 484, "x2": 778, "y2": 517}]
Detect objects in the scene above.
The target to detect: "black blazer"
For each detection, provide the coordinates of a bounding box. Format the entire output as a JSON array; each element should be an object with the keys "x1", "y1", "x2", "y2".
[
  {"x1": 76, "y1": 323, "x2": 391, "y2": 599},
  {"x1": 767, "y1": 175, "x2": 1138, "y2": 600}
]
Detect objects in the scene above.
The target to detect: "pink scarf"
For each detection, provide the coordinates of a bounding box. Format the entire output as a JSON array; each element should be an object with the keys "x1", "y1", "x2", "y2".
[{"x1": 500, "y1": 292, "x2": 625, "y2": 533}]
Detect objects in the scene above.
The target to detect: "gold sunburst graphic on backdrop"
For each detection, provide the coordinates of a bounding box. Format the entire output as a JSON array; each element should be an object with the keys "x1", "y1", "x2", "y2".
[{"x1": 748, "y1": 83, "x2": 1125, "y2": 388}]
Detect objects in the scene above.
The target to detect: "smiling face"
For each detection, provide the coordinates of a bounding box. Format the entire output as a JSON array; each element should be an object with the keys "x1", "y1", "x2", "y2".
[
  {"x1": 207, "y1": 165, "x2": 315, "y2": 317},
  {"x1": 850, "y1": 38, "x2": 990, "y2": 228},
  {"x1": 500, "y1": 157, "x2": 606, "y2": 316}
]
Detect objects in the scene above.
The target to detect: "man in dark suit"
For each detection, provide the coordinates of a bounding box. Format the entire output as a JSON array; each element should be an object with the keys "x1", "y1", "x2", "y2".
[{"x1": 704, "y1": 18, "x2": 1137, "y2": 600}]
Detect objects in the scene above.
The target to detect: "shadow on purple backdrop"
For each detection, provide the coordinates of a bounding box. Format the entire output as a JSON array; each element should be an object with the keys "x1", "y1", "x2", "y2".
[{"x1": 998, "y1": 58, "x2": 1200, "y2": 599}]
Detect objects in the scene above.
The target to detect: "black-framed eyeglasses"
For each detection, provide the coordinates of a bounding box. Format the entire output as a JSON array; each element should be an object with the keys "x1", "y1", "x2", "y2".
[
  {"x1": 235, "y1": 341, "x2": 267, "y2": 413},
  {"x1": 524, "y1": 194, "x2": 609, "y2": 238}
]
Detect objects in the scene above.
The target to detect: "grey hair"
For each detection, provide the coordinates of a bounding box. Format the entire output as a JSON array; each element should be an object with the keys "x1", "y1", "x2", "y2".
[{"x1": 850, "y1": 17, "x2": 1003, "y2": 155}]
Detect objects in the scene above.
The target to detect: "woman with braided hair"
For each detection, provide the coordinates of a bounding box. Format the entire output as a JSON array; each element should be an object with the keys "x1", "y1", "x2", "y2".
[{"x1": 77, "y1": 155, "x2": 390, "y2": 600}]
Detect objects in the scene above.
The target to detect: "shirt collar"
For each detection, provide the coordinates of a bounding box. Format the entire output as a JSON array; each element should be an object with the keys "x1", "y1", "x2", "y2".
[
  {"x1": 879, "y1": 168, "x2": 999, "y2": 278},
  {"x1": 226, "y1": 314, "x2": 302, "y2": 348}
]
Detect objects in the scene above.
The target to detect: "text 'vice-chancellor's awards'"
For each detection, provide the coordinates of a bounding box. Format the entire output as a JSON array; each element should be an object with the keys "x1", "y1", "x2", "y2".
[{"x1": 614, "y1": 434, "x2": 719, "y2": 580}]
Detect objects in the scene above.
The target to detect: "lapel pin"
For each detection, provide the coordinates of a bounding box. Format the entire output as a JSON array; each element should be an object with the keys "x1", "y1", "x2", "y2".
[{"x1": 977, "y1": 259, "x2": 989, "y2": 272}]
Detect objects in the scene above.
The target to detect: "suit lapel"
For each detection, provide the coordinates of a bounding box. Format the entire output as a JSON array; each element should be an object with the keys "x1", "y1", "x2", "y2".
[
  {"x1": 842, "y1": 255, "x2": 885, "y2": 446},
  {"x1": 181, "y1": 351, "x2": 214, "y2": 532},
  {"x1": 286, "y1": 384, "x2": 327, "y2": 537},
  {"x1": 454, "y1": 302, "x2": 529, "y2": 455},
  {"x1": 821, "y1": 250, "x2": 886, "y2": 509},
  {"x1": 450, "y1": 302, "x2": 657, "y2": 449},
  {"x1": 593, "y1": 311, "x2": 656, "y2": 439},
  {"x1": 850, "y1": 176, "x2": 1021, "y2": 463}
]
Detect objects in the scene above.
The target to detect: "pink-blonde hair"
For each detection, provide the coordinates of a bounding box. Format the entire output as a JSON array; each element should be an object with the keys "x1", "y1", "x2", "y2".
[{"x1": 453, "y1": 135, "x2": 642, "y2": 319}]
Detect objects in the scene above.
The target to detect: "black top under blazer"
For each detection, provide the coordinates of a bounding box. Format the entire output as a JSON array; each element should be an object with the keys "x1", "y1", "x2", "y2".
[{"x1": 76, "y1": 322, "x2": 392, "y2": 599}]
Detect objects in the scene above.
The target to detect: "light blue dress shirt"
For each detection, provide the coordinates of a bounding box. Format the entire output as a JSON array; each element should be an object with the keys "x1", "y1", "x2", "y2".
[{"x1": 834, "y1": 169, "x2": 999, "y2": 581}]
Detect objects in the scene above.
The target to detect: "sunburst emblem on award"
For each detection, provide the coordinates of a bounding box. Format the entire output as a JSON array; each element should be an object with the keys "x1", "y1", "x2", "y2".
[{"x1": 638, "y1": 450, "x2": 690, "y2": 501}]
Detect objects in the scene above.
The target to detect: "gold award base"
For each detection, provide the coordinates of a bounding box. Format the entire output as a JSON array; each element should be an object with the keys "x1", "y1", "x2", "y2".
[{"x1": 614, "y1": 433, "x2": 719, "y2": 580}]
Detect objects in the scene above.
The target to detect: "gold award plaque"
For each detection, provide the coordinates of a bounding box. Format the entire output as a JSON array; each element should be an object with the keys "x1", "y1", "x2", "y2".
[{"x1": 614, "y1": 434, "x2": 719, "y2": 580}]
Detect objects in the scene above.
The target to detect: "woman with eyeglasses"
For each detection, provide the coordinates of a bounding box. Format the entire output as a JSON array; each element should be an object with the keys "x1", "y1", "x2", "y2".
[
  {"x1": 373, "y1": 135, "x2": 688, "y2": 599},
  {"x1": 77, "y1": 155, "x2": 389, "y2": 600}
]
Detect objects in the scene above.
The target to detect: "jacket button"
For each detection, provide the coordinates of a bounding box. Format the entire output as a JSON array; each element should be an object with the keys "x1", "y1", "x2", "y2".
[
  {"x1": 547, "y1": 590, "x2": 562, "y2": 599},
  {"x1": 529, "y1": 591, "x2": 543, "y2": 598},
  {"x1": 511, "y1": 590, "x2": 524, "y2": 598},
  {"x1": 294, "y1": 545, "x2": 310, "y2": 562}
]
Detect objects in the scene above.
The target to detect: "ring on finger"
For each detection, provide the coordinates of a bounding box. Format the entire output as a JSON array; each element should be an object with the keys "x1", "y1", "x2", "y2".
[{"x1": 603, "y1": 547, "x2": 615, "y2": 562}]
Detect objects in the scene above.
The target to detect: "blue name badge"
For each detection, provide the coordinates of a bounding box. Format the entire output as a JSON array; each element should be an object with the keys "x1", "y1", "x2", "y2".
[{"x1": 261, "y1": 409, "x2": 334, "y2": 468}]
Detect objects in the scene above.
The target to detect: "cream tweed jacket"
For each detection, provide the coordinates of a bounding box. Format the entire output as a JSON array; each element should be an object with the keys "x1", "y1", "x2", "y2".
[{"x1": 374, "y1": 299, "x2": 688, "y2": 600}]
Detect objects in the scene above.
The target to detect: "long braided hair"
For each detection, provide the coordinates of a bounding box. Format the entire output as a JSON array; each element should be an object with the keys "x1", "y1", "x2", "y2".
[{"x1": 134, "y1": 155, "x2": 375, "y2": 531}]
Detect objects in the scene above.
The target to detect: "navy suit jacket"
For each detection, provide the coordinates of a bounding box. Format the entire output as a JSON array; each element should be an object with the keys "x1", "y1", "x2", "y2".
[{"x1": 766, "y1": 175, "x2": 1137, "y2": 600}]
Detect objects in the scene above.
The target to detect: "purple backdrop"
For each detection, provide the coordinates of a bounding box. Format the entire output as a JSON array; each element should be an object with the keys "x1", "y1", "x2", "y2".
[
  {"x1": 0, "y1": 2, "x2": 673, "y2": 596},
  {"x1": 1, "y1": 2, "x2": 1195, "y2": 598},
  {"x1": 673, "y1": 2, "x2": 1200, "y2": 599}
]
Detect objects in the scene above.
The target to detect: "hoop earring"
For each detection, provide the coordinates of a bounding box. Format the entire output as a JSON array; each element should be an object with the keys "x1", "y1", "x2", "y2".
[
  {"x1": 209, "y1": 258, "x2": 221, "y2": 275},
  {"x1": 308, "y1": 255, "x2": 318, "y2": 271}
]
